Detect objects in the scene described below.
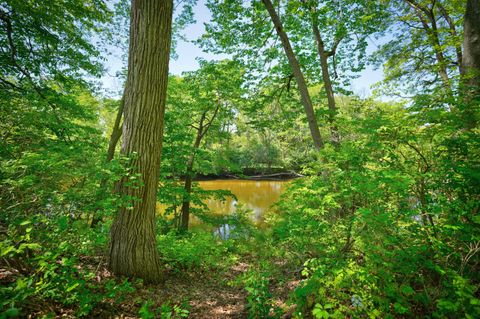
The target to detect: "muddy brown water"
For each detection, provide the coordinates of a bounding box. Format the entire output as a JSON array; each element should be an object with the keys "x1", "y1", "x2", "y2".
[
  {"x1": 157, "y1": 179, "x2": 292, "y2": 232},
  {"x1": 198, "y1": 179, "x2": 290, "y2": 221}
]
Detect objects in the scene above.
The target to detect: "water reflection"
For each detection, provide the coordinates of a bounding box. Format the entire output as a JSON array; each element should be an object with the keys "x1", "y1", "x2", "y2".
[
  {"x1": 198, "y1": 179, "x2": 289, "y2": 221},
  {"x1": 213, "y1": 223, "x2": 235, "y2": 240}
]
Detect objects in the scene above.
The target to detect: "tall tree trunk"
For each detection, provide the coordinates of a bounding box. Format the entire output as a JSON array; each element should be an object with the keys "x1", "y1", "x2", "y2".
[
  {"x1": 109, "y1": 0, "x2": 173, "y2": 283},
  {"x1": 262, "y1": 0, "x2": 324, "y2": 150},
  {"x1": 90, "y1": 98, "x2": 124, "y2": 228},
  {"x1": 179, "y1": 130, "x2": 202, "y2": 232},
  {"x1": 311, "y1": 21, "x2": 340, "y2": 145},
  {"x1": 179, "y1": 105, "x2": 219, "y2": 232},
  {"x1": 462, "y1": 0, "x2": 480, "y2": 129},
  {"x1": 404, "y1": 0, "x2": 451, "y2": 89},
  {"x1": 463, "y1": 0, "x2": 480, "y2": 87},
  {"x1": 106, "y1": 98, "x2": 125, "y2": 162}
]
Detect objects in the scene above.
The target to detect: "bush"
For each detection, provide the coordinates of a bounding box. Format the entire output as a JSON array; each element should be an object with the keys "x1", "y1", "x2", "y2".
[
  {"x1": 240, "y1": 267, "x2": 281, "y2": 319},
  {"x1": 0, "y1": 218, "x2": 135, "y2": 317},
  {"x1": 157, "y1": 231, "x2": 231, "y2": 271}
]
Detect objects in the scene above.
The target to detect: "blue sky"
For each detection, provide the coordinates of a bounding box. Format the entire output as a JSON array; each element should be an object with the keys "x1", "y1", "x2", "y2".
[{"x1": 101, "y1": 0, "x2": 385, "y2": 97}]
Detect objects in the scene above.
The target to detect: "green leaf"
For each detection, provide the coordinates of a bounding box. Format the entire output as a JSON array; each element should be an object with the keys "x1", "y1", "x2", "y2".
[
  {"x1": 401, "y1": 285, "x2": 414, "y2": 295},
  {"x1": 66, "y1": 282, "x2": 80, "y2": 292},
  {"x1": 3, "y1": 307, "x2": 20, "y2": 318}
]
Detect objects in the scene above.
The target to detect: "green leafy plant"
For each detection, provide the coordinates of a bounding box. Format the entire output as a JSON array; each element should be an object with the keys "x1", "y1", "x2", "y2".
[
  {"x1": 241, "y1": 268, "x2": 281, "y2": 319},
  {"x1": 139, "y1": 300, "x2": 190, "y2": 319}
]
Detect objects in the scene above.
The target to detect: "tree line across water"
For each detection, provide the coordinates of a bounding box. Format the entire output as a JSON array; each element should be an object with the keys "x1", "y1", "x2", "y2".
[{"x1": 1, "y1": 0, "x2": 479, "y2": 317}]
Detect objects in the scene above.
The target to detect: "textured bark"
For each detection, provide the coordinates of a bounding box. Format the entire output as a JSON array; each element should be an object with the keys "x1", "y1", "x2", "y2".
[
  {"x1": 311, "y1": 21, "x2": 340, "y2": 145},
  {"x1": 179, "y1": 122, "x2": 203, "y2": 232},
  {"x1": 404, "y1": 0, "x2": 451, "y2": 88},
  {"x1": 463, "y1": 0, "x2": 480, "y2": 86},
  {"x1": 262, "y1": 0, "x2": 324, "y2": 150},
  {"x1": 109, "y1": 0, "x2": 173, "y2": 283},
  {"x1": 179, "y1": 105, "x2": 220, "y2": 232},
  {"x1": 106, "y1": 97, "x2": 125, "y2": 162},
  {"x1": 462, "y1": 0, "x2": 480, "y2": 129},
  {"x1": 90, "y1": 98, "x2": 124, "y2": 228}
]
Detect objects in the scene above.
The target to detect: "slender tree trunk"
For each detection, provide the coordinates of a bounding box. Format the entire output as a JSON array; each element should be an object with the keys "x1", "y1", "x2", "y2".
[
  {"x1": 462, "y1": 0, "x2": 480, "y2": 129},
  {"x1": 179, "y1": 131, "x2": 202, "y2": 232},
  {"x1": 404, "y1": 0, "x2": 451, "y2": 89},
  {"x1": 179, "y1": 105, "x2": 220, "y2": 232},
  {"x1": 437, "y1": 3, "x2": 463, "y2": 75},
  {"x1": 311, "y1": 22, "x2": 339, "y2": 145},
  {"x1": 262, "y1": 0, "x2": 324, "y2": 150},
  {"x1": 90, "y1": 98, "x2": 124, "y2": 228},
  {"x1": 428, "y1": 13, "x2": 450, "y2": 87},
  {"x1": 109, "y1": 0, "x2": 173, "y2": 283},
  {"x1": 106, "y1": 98, "x2": 125, "y2": 162},
  {"x1": 179, "y1": 174, "x2": 193, "y2": 231}
]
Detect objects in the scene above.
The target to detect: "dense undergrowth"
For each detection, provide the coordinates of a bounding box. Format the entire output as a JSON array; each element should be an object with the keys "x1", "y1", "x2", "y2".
[
  {"x1": 1, "y1": 0, "x2": 479, "y2": 317},
  {"x1": 0, "y1": 212, "x2": 243, "y2": 318},
  {"x1": 1, "y1": 98, "x2": 479, "y2": 318}
]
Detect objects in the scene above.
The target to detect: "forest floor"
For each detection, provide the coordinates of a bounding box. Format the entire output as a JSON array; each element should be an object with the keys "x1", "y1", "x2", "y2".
[
  {"x1": 160, "y1": 261, "x2": 298, "y2": 319},
  {"x1": 87, "y1": 255, "x2": 299, "y2": 318},
  {"x1": 163, "y1": 262, "x2": 250, "y2": 318},
  {"x1": 6, "y1": 227, "x2": 301, "y2": 318}
]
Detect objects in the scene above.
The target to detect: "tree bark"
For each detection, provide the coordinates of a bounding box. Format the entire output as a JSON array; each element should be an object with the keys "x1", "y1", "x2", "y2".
[
  {"x1": 109, "y1": 0, "x2": 173, "y2": 283},
  {"x1": 463, "y1": 0, "x2": 480, "y2": 87},
  {"x1": 90, "y1": 98, "x2": 124, "y2": 228},
  {"x1": 310, "y1": 20, "x2": 340, "y2": 145},
  {"x1": 404, "y1": 0, "x2": 451, "y2": 88},
  {"x1": 179, "y1": 121, "x2": 203, "y2": 232},
  {"x1": 179, "y1": 104, "x2": 220, "y2": 232},
  {"x1": 106, "y1": 97, "x2": 125, "y2": 162},
  {"x1": 462, "y1": 0, "x2": 480, "y2": 129},
  {"x1": 262, "y1": 0, "x2": 324, "y2": 150}
]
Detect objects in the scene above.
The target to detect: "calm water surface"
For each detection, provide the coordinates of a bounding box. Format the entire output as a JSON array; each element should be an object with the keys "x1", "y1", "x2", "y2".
[{"x1": 198, "y1": 179, "x2": 290, "y2": 221}]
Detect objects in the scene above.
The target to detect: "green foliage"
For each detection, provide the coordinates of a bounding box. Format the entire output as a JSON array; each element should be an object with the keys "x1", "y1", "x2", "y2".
[
  {"x1": 239, "y1": 267, "x2": 281, "y2": 319},
  {"x1": 0, "y1": 218, "x2": 134, "y2": 317},
  {"x1": 157, "y1": 231, "x2": 232, "y2": 271},
  {"x1": 0, "y1": 0, "x2": 478, "y2": 317},
  {"x1": 139, "y1": 300, "x2": 190, "y2": 319},
  {"x1": 162, "y1": 60, "x2": 245, "y2": 176},
  {"x1": 373, "y1": 0, "x2": 465, "y2": 96},
  {"x1": 0, "y1": 0, "x2": 111, "y2": 83},
  {"x1": 270, "y1": 97, "x2": 480, "y2": 318}
]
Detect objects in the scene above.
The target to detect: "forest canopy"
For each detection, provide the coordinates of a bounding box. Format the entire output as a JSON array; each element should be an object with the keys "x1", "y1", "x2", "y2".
[{"x1": 0, "y1": 0, "x2": 479, "y2": 318}]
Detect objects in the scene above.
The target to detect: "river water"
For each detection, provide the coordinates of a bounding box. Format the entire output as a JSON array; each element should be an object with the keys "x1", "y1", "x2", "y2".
[{"x1": 198, "y1": 179, "x2": 290, "y2": 222}]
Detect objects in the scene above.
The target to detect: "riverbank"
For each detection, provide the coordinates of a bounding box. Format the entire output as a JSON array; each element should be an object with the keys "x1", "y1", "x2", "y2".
[
  {"x1": 195, "y1": 169, "x2": 303, "y2": 181},
  {"x1": 8, "y1": 222, "x2": 301, "y2": 318}
]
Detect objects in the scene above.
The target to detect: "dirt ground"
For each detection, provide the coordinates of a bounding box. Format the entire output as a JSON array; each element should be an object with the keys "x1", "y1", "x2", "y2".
[
  {"x1": 86, "y1": 261, "x2": 251, "y2": 319},
  {"x1": 161, "y1": 262, "x2": 250, "y2": 319},
  {"x1": 13, "y1": 256, "x2": 299, "y2": 318}
]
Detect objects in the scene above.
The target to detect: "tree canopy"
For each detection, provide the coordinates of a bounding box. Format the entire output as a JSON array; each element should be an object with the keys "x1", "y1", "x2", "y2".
[{"x1": 0, "y1": 0, "x2": 479, "y2": 318}]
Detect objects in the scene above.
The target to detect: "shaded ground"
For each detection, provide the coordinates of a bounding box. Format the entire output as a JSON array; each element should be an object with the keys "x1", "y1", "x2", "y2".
[
  {"x1": 5, "y1": 253, "x2": 299, "y2": 318},
  {"x1": 99, "y1": 258, "x2": 298, "y2": 318},
  {"x1": 162, "y1": 262, "x2": 250, "y2": 318},
  {"x1": 88, "y1": 260, "x2": 251, "y2": 318}
]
